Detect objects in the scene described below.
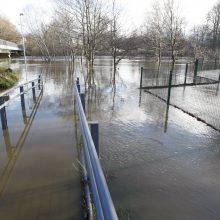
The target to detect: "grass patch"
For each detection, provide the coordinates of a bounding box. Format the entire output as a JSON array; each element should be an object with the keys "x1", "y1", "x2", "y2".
[{"x1": 0, "y1": 67, "x2": 19, "y2": 90}]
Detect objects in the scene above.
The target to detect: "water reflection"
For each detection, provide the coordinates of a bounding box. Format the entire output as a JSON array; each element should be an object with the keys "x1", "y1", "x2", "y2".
[
  {"x1": 75, "y1": 58, "x2": 220, "y2": 220},
  {"x1": 0, "y1": 88, "x2": 43, "y2": 196},
  {"x1": 0, "y1": 58, "x2": 219, "y2": 220}
]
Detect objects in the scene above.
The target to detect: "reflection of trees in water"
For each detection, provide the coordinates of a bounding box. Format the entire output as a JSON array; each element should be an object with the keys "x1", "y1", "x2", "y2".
[{"x1": 38, "y1": 62, "x2": 76, "y2": 119}]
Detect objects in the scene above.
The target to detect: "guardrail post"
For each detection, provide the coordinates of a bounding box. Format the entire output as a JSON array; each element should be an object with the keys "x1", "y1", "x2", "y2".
[
  {"x1": 38, "y1": 75, "x2": 41, "y2": 90},
  {"x1": 80, "y1": 93, "x2": 85, "y2": 112},
  {"x1": 193, "y1": 58, "x2": 198, "y2": 84},
  {"x1": 0, "y1": 97, "x2": 7, "y2": 130},
  {"x1": 32, "y1": 81, "x2": 36, "y2": 102},
  {"x1": 20, "y1": 86, "x2": 25, "y2": 111},
  {"x1": 89, "y1": 121, "x2": 99, "y2": 157},
  {"x1": 140, "y1": 67, "x2": 143, "y2": 89},
  {"x1": 184, "y1": 63, "x2": 188, "y2": 85},
  {"x1": 76, "y1": 78, "x2": 81, "y2": 93},
  {"x1": 167, "y1": 70, "x2": 173, "y2": 106}
]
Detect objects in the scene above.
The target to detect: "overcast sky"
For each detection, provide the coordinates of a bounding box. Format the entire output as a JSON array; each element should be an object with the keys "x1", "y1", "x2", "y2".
[{"x1": 0, "y1": 0, "x2": 218, "y2": 32}]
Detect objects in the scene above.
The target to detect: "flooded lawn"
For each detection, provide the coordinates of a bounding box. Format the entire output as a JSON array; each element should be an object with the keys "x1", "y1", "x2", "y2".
[{"x1": 0, "y1": 57, "x2": 220, "y2": 220}]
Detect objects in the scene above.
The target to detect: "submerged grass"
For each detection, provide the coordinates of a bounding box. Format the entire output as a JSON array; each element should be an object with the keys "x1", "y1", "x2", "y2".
[{"x1": 0, "y1": 67, "x2": 19, "y2": 90}]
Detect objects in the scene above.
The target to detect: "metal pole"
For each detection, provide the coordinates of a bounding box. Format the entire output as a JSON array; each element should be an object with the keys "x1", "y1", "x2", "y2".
[
  {"x1": 38, "y1": 75, "x2": 41, "y2": 90},
  {"x1": 167, "y1": 70, "x2": 173, "y2": 106},
  {"x1": 193, "y1": 58, "x2": 198, "y2": 84},
  {"x1": 0, "y1": 97, "x2": 7, "y2": 130},
  {"x1": 77, "y1": 84, "x2": 80, "y2": 93},
  {"x1": 20, "y1": 86, "x2": 25, "y2": 110},
  {"x1": 80, "y1": 93, "x2": 85, "y2": 112},
  {"x1": 32, "y1": 81, "x2": 36, "y2": 102},
  {"x1": 140, "y1": 67, "x2": 143, "y2": 89},
  {"x1": 184, "y1": 63, "x2": 188, "y2": 85},
  {"x1": 89, "y1": 122, "x2": 99, "y2": 157},
  {"x1": 20, "y1": 13, "x2": 27, "y2": 81},
  {"x1": 76, "y1": 77, "x2": 79, "y2": 85}
]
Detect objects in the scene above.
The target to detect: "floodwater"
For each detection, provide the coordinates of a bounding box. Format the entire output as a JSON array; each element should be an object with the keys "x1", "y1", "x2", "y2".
[{"x1": 0, "y1": 57, "x2": 220, "y2": 220}]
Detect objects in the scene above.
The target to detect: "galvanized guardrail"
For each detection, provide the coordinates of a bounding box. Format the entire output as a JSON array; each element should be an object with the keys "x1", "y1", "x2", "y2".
[
  {"x1": 74, "y1": 78, "x2": 118, "y2": 220},
  {"x1": 0, "y1": 76, "x2": 42, "y2": 129}
]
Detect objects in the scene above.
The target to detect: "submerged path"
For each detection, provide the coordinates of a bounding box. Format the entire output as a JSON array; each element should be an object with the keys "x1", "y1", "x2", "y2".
[{"x1": 0, "y1": 72, "x2": 82, "y2": 219}]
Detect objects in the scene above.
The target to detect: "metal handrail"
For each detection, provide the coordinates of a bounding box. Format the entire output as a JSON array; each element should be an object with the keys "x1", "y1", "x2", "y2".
[
  {"x1": 74, "y1": 81, "x2": 118, "y2": 220},
  {"x1": 0, "y1": 77, "x2": 42, "y2": 110},
  {"x1": 0, "y1": 78, "x2": 39, "y2": 97}
]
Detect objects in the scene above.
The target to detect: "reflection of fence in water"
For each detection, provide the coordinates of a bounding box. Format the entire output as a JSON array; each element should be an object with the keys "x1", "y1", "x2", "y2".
[
  {"x1": 140, "y1": 63, "x2": 220, "y2": 132},
  {"x1": 0, "y1": 78, "x2": 43, "y2": 196}
]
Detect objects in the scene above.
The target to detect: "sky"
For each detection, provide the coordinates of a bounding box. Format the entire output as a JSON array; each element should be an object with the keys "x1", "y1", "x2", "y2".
[{"x1": 0, "y1": 0, "x2": 218, "y2": 32}]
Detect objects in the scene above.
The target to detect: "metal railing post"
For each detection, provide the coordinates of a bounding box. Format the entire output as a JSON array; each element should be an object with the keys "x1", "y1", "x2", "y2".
[
  {"x1": 0, "y1": 97, "x2": 7, "y2": 130},
  {"x1": 32, "y1": 81, "x2": 36, "y2": 102},
  {"x1": 80, "y1": 93, "x2": 85, "y2": 112},
  {"x1": 193, "y1": 59, "x2": 198, "y2": 84},
  {"x1": 38, "y1": 75, "x2": 41, "y2": 90},
  {"x1": 20, "y1": 86, "x2": 25, "y2": 110},
  {"x1": 184, "y1": 63, "x2": 188, "y2": 85},
  {"x1": 76, "y1": 78, "x2": 80, "y2": 93},
  {"x1": 89, "y1": 121, "x2": 99, "y2": 157},
  {"x1": 167, "y1": 70, "x2": 173, "y2": 106},
  {"x1": 140, "y1": 67, "x2": 143, "y2": 89}
]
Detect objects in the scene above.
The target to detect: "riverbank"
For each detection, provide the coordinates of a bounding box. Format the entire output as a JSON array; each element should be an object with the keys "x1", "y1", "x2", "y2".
[{"x1": 0, "y1": 67, "x2": 19, "y2": 90}]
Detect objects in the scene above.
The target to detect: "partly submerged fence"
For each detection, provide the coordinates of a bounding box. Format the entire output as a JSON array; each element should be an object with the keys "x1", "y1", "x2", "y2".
[
  {"x1": 139, "y1": 59, "x2": 220, "y2": 89},
  {"x1": 74, "y1": 78, "x2": 118, "y2": 220},
  {"x1": 0, "y1": 76, "x2": 42, "y2": 130},
  {"x1": 139, "y1": 61, "x2": 220, "y2": 132}
]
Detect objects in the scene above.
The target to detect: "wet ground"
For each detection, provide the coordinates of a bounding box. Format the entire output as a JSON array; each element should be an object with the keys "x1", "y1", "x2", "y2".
[{"x1": 0, "y1": 58, "x2": 219, "y2": 220}]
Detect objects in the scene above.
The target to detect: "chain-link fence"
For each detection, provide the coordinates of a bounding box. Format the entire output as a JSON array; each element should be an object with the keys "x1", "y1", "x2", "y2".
[{"x1": 142, "y1": 61, "x2": 220, "y2": 132}]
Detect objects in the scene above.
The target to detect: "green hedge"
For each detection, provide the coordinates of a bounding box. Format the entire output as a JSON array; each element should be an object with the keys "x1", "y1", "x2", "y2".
[{"x1": 0, "y1": 67, "x2": 19, "y2": 90}]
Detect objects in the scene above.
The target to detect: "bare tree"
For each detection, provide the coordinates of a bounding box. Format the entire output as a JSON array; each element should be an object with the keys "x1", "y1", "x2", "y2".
[
  {"x1": 56, "y1": 0, "x2": 108, "y2": 85},
  {"x1": 108, "y1": 0, "x2": 122, "y2": 83},
  {"x1": 206, "y1": 1, "x2": 220, "y2": 59},
  {"x1": 0, "y1": 15, "x2": 20, "y2": 42},
  {"x1": 190, "y1": 25, "x2": 209, "y2": 59},
  {"x1": 144, "y1": 1, "x2": 164, "y2": 65},
  {"x1": 24, "y1": 6, "x2": 53, "y2": 61},
  {"x1": 163, "y1": 0, "x2": 185, "y2": 69}
]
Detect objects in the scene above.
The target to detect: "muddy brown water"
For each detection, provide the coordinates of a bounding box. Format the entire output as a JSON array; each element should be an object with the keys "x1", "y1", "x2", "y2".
[{"x1": 0, "y1": 58, "x2": 220, "y2": 220}]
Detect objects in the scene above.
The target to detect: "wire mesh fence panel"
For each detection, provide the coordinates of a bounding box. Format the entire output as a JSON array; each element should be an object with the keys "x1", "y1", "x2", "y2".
[
  {"x1": 145, "y1": 72, "x2": 220, "y2": 131},
  {"x1": 143, "y1": 65, "x2": 220, "y2": 131},
  {"x1": 141, "y1": 65, "x2": 194, "y2": 88},
  {"x1": 198, "y1": 59, "x2": 220, "y2": 72},
  {"x1": 141, "y1": 64, "x2": 219, "y2": 89},
  {"x1": 197, "y1": 69, "x2": 220, "y2": 81}
]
